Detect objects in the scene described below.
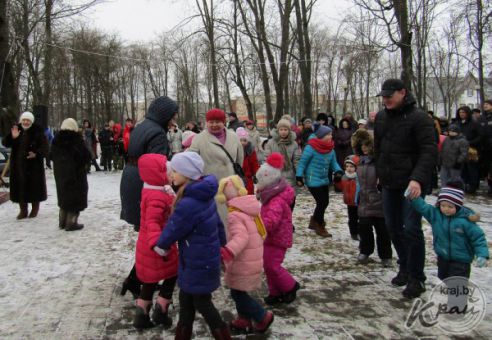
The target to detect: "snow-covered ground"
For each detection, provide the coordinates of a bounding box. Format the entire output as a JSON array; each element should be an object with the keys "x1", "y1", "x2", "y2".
[{"x1": 0, "y1": 170, "x2": 491, "y2": 339}]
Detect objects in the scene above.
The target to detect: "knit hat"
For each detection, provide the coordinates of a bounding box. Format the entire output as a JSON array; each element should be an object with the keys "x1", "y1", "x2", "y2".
[
  {"x1": 181, "y1": 130, "x2": 196, "y2": 148},
  {"x1": 256, "y1": 153, "x2": 284, "y2": 190},
  {"x1": 448, "y1": 124, "x2": 461, "y2": 133},
  {"x1": 358, "y1": 118, "x2": 367, "y2": 126},
  {"x1": 216, "y1": 175, "x2": 248, "y2": 203},
  {"x1": 19, "y1": 111, "x2": 35, "y2": 124},
  {"x1": 60, "y1": 118, "x2": 79, "y2": 132},
  {"x1": 315, "y1": 125, "x2": 332, "y2": 139},
  {"x1": 303, "y1": 118, "x2": 312, "y2": 124},
  {"x1": 344, "y1": 155, "x2": 360, "y2": 168},
  {"x1": 436, "y1": 186, "x2": 464, "y2": 208},
  {"x1": 169, "y1": 151, "x2": 204, "y2": 180},
  {"x1": 236, "y1": 127, "x2": 249, "y2": 140},
  {"x1": 206, "y1": 108, "x2": 226, "y2": 122},
  {"x1": 277, "y1": 119, "x2": 291, "y2": 130}
]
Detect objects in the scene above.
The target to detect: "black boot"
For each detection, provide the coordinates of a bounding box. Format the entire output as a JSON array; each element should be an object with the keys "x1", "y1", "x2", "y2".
[
  {"x1": 29, "y1": 202, "x2": 40, "y2": 218},
  {"x1": 152, "y1": 299, "x2": 172, "y2": 328},
  {"x1": 65, "y1": 212, "x2": 84, "y2": 231},
  {"x1": 133, "y1": 300, "x2": 154, "y2": 329},
  {"x1": 402, "y1": 279, "x2": 426, "y2": 299},
  {"x1": 59, "y1": 209, "x2": 67, "y2": 229},
  {"x1": 120, "y1": 265, "x2": 141, "y2": 298},
  {"x1": 391, "y1": 270, "x2": 408, "y2": 287},
  {"x1": 263, "y1": 295, "x2": 283, "y2": 305},
  {"x1": 175, "y1": 322, "x2": 193, "y2": 340},
  {"x1": 211, "y1": 324, "x2": 232, "y2": 340},
  {"x1": 282, "y1": 281, "x2": 301, "y2": 304},
  {"x1": 17, "y1": 202, "x2": 28, "y2": 220}
]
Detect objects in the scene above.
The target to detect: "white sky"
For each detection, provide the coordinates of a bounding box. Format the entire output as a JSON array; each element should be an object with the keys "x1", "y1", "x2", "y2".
[{"x1": 87, "y1": 0, "x2": 354, "y2": 43}]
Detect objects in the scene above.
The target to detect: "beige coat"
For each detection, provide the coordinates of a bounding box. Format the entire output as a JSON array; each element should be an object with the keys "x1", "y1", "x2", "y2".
[{"x1": 189, "y1": 129, "x2": 244, "y2": 224}]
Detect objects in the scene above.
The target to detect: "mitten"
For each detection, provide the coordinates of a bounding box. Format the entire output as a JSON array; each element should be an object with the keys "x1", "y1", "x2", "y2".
[
  {"x1": 220, "y1": 247, "x2": 234, "y2": 265},
  {"x1": 476, "y1": 257, "x2": 487, "y2": 268},
  {"x1": 333, "y1": 171, "x2": 343, "y2": 183},
  {"x1": 153, "y1": 246, "x2": 168, "y2": 257},
  {"x1": 296, "y1": 176, "x2": 304, "y2": 187}
]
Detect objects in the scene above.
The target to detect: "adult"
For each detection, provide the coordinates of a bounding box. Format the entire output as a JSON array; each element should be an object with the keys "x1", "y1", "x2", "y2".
[
  {"x1": 122, "y1": 118, "x2": 134, "y2": 161},
  {"x1": 334, "y1": 118, "x2": 354, "y2": 168},
  {"x1": 427, "y1": 110, "x2": 442, "y2": 136},
  {"x1": 82, "y1": 119, "x2": 102, "y2": 173},
  {"x1": 300, "y1": 117, "x2": 313, "y2": 149},
  {"x1": 227, "y1": 112, "x2": 244, "y2": 131},
  {"x1": 184, "y1": 121, "x2": 200, "y2": 134},
  {"x1": 481, "y1": 100, "x2": 492, "y2": 196},
  {"x1": 343, "y1": 113, "x2": 358, "y2": 132},
  {"x1": 374, "y1": 79, "x2": 437, "y2": 299},
  {"x1": 455, "y1": 106, "x2": 482, "y2": 194},
  {"x1": 471, "y1": 108, "x2": 481, "y2": 122},
  {"x1": 189, "y1": 108, "x2": 244, "y2": 224},
  {"x1": 98, "y1": 123, "x2": 114, "y2": 171},
  {"x1": 119, "y1": 96, "x2": 178, "y2": 298},
  {"x1": 357, "y1": 119, "x2": 367, "y2": 130},
  {"x1": 366, "y1": 111, "x2": 377, "y2": 132},
  {"x1": 3, "y1": 112, "x2": 48, "y2": 219},
  {"x1": 112, "y1": 122, "x2": 124, "y2": 171},
  {"x1": 167, "y1": 122, "x2": 183, "y2": 157}
]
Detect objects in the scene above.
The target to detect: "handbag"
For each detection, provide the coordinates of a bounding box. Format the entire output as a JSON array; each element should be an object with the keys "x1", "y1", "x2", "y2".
[{"x1": 213, "y1": 143, "x2": 247, "y2": 183}]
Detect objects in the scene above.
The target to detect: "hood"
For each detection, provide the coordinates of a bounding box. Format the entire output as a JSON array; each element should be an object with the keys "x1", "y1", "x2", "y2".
[
  {"x1": 184, "y1": 174, "x2": 218, "y2": 201},
  {"x1": 228, "y1": 195, "x2": 261, "y2": 216},
  {"x1": 338, "y1": 118, "x2": 352, "y2": 129},
  {"x1": 138, "y1": 154, "x2": 169, "y2": 186},
  {"x1": 146, "y1": 96, "x2": 178, "y2": 131},
  {"x1": 52, "y1": 130, "x2": 82, "y2": 149},
  {"x1": 351, "y1": 129, "x2": 373, "y2": 156},
  {"x1": 271, "y1": 128, "x2": 296, "y2": 143},
  {"x1": 113, "y1": 123, "x2": 122, "y2": 136}
]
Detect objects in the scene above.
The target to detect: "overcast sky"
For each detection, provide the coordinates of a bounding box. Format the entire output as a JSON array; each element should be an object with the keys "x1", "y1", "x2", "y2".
[{"x1": 87, "y1": 0, "x2": 354, "y2": 43}]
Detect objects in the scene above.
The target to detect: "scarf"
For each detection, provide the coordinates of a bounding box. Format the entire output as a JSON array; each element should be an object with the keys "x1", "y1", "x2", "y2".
[
  {"x1": 258, "y1": 178, "x2": 287, "y2": 204},
  {"x1": 344, "y1": 172, "x2": 357, "y2": 179},
  {"x1": 277, "y1": 137, "x2": 293, "y2": 171},
  {"x1": 228, "y1": 206, "x2": 267, "y2": 240},
  {"x1": 307, "y1": 138, "x2": 334, "y2": 154},
  {"x1": 208, "y1": 127, "x2": 226, "y2": 144}
]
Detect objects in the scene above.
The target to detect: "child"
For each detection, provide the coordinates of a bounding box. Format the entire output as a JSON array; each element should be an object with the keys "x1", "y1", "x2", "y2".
[
  {"x1": 133, "y1": 153, "x2": 179, "y2": 329},
  {"x1": 352, "y1": 129, "x2": 392, "y2": 266},
  {"x1": 340, "y1": 155, "x2": 360, "y2": 240},
  {"x1": 408, "y1": 185, "x2": 488, "y2": 306},
  {"x1": 217, "y1": 175, "x2": 274, "y2": 334},
  {"x1": 256, "y1": 153, "x2": 300, "y2": 305},
  {"x1": 296, "y1": 125, "x2": 343, "y2": 237},
  {"x1": 440, "y1": 124, "x2": 468, "y2": 187},
  {"x1": 154, "y1": 152, "x2": 230, "y2": 339},
  {"x1": 236, "y1": 127, "x2": 260, "y2": 195},
  {"x1": 50, "y1": 118, "x2": 91, "y2": 230}
]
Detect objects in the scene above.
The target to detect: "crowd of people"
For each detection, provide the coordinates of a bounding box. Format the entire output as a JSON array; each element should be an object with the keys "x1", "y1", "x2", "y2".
[{"x1": 1, "y1": 78, "x2": 491, "y2": 339}]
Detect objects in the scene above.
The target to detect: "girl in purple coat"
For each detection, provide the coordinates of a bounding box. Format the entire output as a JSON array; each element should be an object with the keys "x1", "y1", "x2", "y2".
[{"x1": 256, "y1": 153, "x2": 300, "y2": 305}]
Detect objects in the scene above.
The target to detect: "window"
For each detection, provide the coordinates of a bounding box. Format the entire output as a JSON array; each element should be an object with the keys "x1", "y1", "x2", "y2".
[{"x1": 467, "y1": 89, "x2": 473, "y2": 97}]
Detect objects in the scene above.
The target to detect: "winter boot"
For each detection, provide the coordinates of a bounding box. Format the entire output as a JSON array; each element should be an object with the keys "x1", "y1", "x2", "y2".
[
  {"x1": 308, "y1": 216, "x2": 316, "y2": 230},
  {"x1": 357, "y1": 254, "x2": 369, "y2": 264},
  {"x1": 65, "y1": 212, "x2": 84, "y2": 231},
  {"x1": 282, "y1": 282, "x2": 301, "y2": 304},
  {"x1": 133, "y1": 299, "x2": 154, "y2": 329},
  {"x1": 229, "y1": 316, "x2": 253, "y2": 334},
  {"x1": 174, "y1": 322, "x2": 193, "y2": 340},
  {"x1": 402, "y1": 279, "x2": 426, "y2": 299},
  {"x1": 28, "y1": 202, "x2": 40, "y2": 218},
  {"x1": 59, "y1": 209, "x2": 67, "y2": 229},
  {"x1": 312, "y1": 219, "x2": 331, "y2": 238},
  {"x1": 211, "y1": 324, "x2": 232, "y2": 340},
  {"x1": 120, "y1": 266, "x2": 141, "y2": 298},
  {"x1": 152, "y1": 296, "x2": 172, "y2": 328},
  {"x1": 263, "y1": 294, "x2": 283, "y2": 306},
  {"x1": 391, "y1": 270, "x2": 408, "y2": 287},
  {"x1": 17, "y1": 202, "x2": 28, "y2": 220},
  {"x1": 254, "y1": 311, "x2": 274, "y2": 333}
]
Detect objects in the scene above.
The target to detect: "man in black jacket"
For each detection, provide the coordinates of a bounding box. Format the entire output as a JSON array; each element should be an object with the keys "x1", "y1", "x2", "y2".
[{"x1": 374, "y1": 79, "x2": 437, "y2": 299}]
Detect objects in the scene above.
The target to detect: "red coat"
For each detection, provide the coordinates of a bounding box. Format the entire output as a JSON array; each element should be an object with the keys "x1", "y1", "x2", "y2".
[
  {"x1": 123, "y1": 125, "x2": 133, "y2": 152},
  {"x1": 340, "y1": 175, "x2": 357, "y2": 206},
  {"x1": 135, "y1": 154, "x2": 178, "y2": 283},
  {"x1": 242, "y1": 145, "x2": 260, "y2": 194}
]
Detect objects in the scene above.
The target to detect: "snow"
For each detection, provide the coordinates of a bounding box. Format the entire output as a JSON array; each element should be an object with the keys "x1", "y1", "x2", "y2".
[{"x1": 0, "y1": 170, "x2": 491, "y2": 339}]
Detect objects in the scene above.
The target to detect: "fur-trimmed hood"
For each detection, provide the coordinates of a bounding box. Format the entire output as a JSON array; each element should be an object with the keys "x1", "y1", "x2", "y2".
[{"x1": 351, "y1": 129, "x2": 373, "y2": 156}]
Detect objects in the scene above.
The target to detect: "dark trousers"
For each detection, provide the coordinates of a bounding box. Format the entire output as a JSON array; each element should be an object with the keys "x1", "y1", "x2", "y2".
[
  {"x1": 230, "y1": 289, "x2": 265, "y2": 322},
  {"x1": 347, "y1": 206, "x2": 359, "y2": 237},
  {"x1": 100, "y1": 146, "x2": 113, "y2": 171},
  {"x1": 437, "y1": 256, "x2": 471, "y2": 312},
  {"x1": 139, "y1": 276, "x2": 177, "y2": 300},
  {"x1": 382, "y1": 188, "x2": 426, "y2": 282},
  {"x1": 308, "y1": 185, "x2": 329, "y2": 224},
  {"x1": 359, "y1": 216, "x2": 392, "y2": 259},
  {"x1": 178, "y1": 290, "x2": 224, "y2": 330},
  {"x1": 461, "y1": 161, "x2": 480, "y2": 193}
]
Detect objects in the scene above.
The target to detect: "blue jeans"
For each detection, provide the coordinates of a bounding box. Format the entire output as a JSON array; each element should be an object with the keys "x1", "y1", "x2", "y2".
[
  {"x1": 230, "y1": 289, "x2": 265, "y2": 322},
  {"x1": 382, "y1": 188, "x2": 426, "y2": 282}
]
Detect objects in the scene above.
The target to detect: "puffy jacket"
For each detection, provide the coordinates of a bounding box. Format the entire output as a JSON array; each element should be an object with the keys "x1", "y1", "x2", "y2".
[
  {"x1": 374, "y1": 93, "x2": 437, "y2": 190},
  {"x1": 440, "y1": 134, "x2": 469, "y2": 168},
  {"x1": 156, "y1": 175, "x2": 226, "y2": 295},
  {"x1": 296, "y1": 136, "x2": 342, "y2": 188},
  {"x1": 411, "y1": 197, "x2": 489, "y2": 263},
  {"x1": 259, "y1": 180, "x2": 295, "y2": 249},
  {"x1": 356, "y1": 156, "x2": 384, "y2": 218},
  {"x1": 264, "y1": 130, "x2": 300, "y2": 189},
  {"x1": 224, "y1": 195, "x2": 264, "y2": 292},
  {"x1": 340, "y1": 175, "x2": 358, "y2": 206}
]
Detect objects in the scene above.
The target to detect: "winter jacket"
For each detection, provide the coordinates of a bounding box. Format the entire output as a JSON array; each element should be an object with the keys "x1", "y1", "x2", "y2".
[
  {"x1": 242, "y1": 143, "x2": 260, "y2": 195},
  {"x1": 296, "y1": 135, "x2": 342, "y2": 188},
  {"x1": 340, "y1": 175, "x2": 358, "y2": 206},
  {"x1": 83, "y1": 128, "x2": 97, "y2": 159},
  {"x1": 374, "y1": 93, "x2": 437, "y2": 190},
  {"x1": 455, "y1": 112, "x2": 482, "y2": 149},
  {"x1": 156, "y1": 175, "x2": 226, "y2": 295},
  {"x1": 3, "y1": 123, "x2": 48, "y2": 203},
  {"x1": 135, "y1": 155, "x2": 178, "y2": 283},
  {"x1": 98, "y1": 129, "x2": 113, "y2": 148},
  {"x1": 50, "y1": 130, "x2": 91, "y2": 212},
  {"x1": 440, "y1": 134, "x2": 469, "y2": 168},
  {"x1": 480, "y1": 110, "x2": 492, "y2": 149},
  {"x1": 120, "y1": 97, "x2": 177, "y2": 226},
  {"x1": 264, "y1": 130, "x2": 301, "y2": 189},
  {"x1": 168, "y1": 128, "x2": 183, "y2": 154},
  {"x1": 188, "y1": 128, "x2": 244, "y2": 225},
  {"x1": 224, "y1": 195, "x2": 264, "y2": 292},
  {"x1": 123, "y1": 125, "x2": 133, "y2": 153},
  {"x1": 334, "y1": 119, "x2": 354, "y2": 167},
  {"x1": 259, "y1": 179, "x2": 295, "y2": 249},
  {"x1": 300, "y1": 128, "x2": 313, "y2": 149},
  {"x1": 356, "y1": 156, "x2": 384, "y2": 218},
  {"x1": 411, "y1": 197, "x2": 489, "y2": 263}
]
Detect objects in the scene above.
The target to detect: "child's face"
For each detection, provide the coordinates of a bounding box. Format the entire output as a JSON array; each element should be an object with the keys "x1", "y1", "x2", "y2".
[
  {"x1": 322, "y1": 133, "x2": 332, "y2": 141},
  {"x1": 440, "y1": 201, "x2": 457, "y2": 216},
  {"x1": 278, "y1": 127, "x2": 290, "y2": 139},
  {"x1": 170, "y1": 170, "x2": 188, "y2": 187},
  {"x1": 240, "y1": 138, "x2": 248, "y2": 147},
  {"x1": 361, "y1": 144, "x2": 370, "y2": 155},
  {"x1": 345, "y1": 163, "x2": 356, "y2": 174}
]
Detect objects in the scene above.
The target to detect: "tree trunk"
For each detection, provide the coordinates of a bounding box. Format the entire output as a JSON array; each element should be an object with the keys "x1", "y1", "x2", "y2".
[{"x1": 393, "y1": 0, "x2": 413, "y2": 91}]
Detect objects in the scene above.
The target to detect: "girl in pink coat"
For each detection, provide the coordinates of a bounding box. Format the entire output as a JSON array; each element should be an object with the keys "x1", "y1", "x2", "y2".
[
  {"x1": 217, "y1": 175, "x2": 274, "y2": 334},
  {"x1": 256, "y1": 153, "x2": 300, "y2": 305},
  {"x1": 134, "y1": 154, "x2": 178, "y2": 329}
]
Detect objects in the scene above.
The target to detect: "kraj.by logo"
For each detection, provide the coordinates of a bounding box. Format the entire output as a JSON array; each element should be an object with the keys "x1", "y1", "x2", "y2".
[{"x1": 405, "y1": 276, "x2": 486, "y2": 334}]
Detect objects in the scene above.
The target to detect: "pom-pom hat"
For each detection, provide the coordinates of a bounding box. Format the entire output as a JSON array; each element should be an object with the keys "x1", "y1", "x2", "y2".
[
  {"x1": 436, "y1": 186, "x2": 464, "y2": 208},
  {"x1": 256, "y1": 153, "x2": 284, "y2": 190},
  {"x1": 344, "y1": 155, "x2": 360, "y2": 168}
]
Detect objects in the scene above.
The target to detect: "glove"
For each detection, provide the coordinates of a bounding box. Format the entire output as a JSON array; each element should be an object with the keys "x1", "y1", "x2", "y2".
[
  {"x1": 220, "y1": 247, "x2": 234, "y2": 265},
  {"x1": 153, "y1": 246, "x2": 168, "y2": 257},
  {"x1": 453, "y1": 163, "x2": 462, "y2": 170},
  {"x1": 296, "y1": 176, "x2": 304, "y2": 187},
  {"x1": 333, "y1": 171, "x2": 343, "y2": 183},
  {"x1": 476, "y1": 257, "x2": 487, "y2": 268}
]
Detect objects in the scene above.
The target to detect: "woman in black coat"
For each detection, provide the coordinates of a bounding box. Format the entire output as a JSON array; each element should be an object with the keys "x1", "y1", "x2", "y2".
[
  {"x1": 51, "y1": 118, "x2": 92, "y2": 231},
  {"x1": 334, "y1": 118, "x2": 354, "y2": 168},
  {"x1": 3, "y1": 112, "x2": 48, "y2": 219}
]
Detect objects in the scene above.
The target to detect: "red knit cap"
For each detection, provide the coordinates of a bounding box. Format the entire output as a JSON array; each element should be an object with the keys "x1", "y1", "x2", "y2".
[{"x1": 206, "y1": 108, "x2": 226, "y2": 122}]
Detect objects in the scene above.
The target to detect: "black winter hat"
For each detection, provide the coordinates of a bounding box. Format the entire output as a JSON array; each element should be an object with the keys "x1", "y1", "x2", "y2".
[
  {"x1": 146, "y1": 96, "x2": 178, "y2": 130},
  {"x1": 377, "y1": 79, "x2": 406, "y2": 97},
  {"x1": 227, "y1": 112, "x2": 238, "y2": 119},
  {"x1": 448, "y1": 124, "x2": 461, "y2": 133}
]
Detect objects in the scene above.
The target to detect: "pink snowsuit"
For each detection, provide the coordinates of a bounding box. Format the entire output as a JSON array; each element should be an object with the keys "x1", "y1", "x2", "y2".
[{"x1": 259, "y1": 179, "x2": 296, "y2": 296}]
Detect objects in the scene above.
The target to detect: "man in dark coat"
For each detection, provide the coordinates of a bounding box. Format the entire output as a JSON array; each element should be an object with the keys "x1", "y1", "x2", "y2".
[
  {"x1": 51, "y1": 118, "x2": 92, "y2": 231},
  {"x1": 98, "y1": 123, "x2": 114, "y2": 171},
  {"x1": 119, "y1": 96, "x2": 178, "y2": 299},
  {"x1": 374, "y1": 79, "x2": 437, "y2": 299},
  {"x1": 3, "y1": 111, "x2": 48, "y2": 219}
]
